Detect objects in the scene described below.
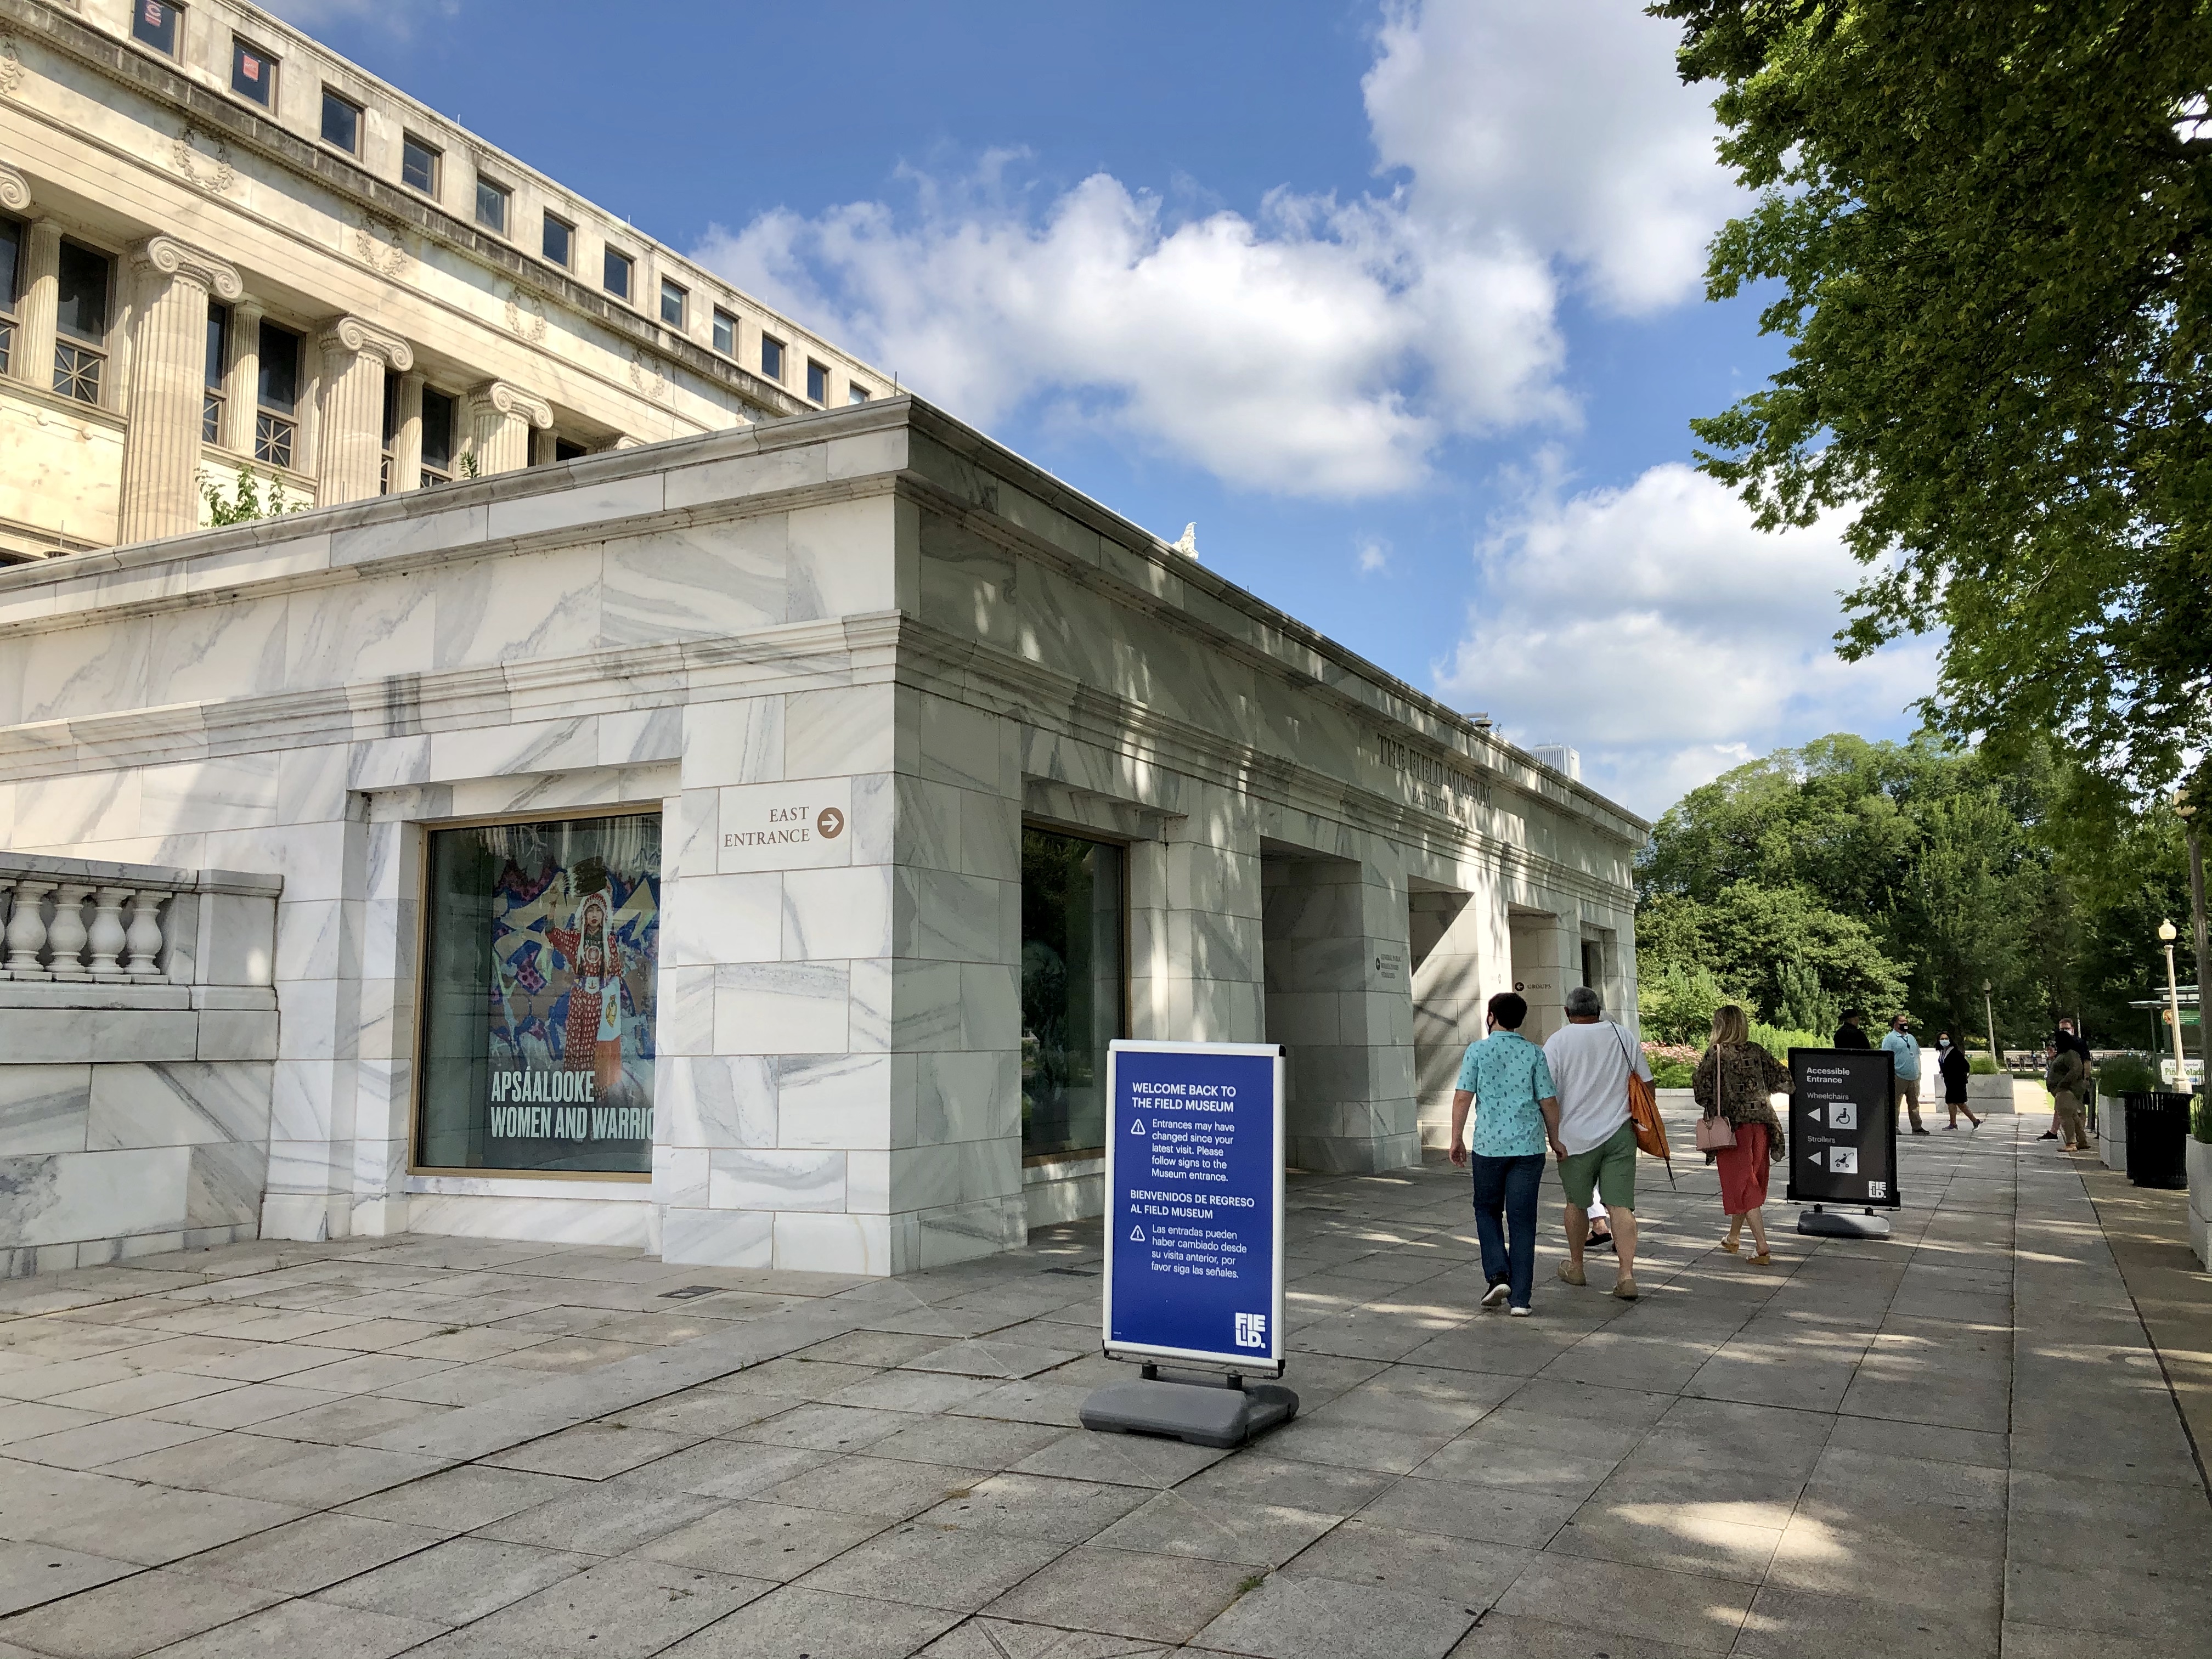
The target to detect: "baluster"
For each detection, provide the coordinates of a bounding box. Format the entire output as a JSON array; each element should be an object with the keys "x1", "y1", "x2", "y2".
[
  {"x1": 46, "y1": 882, "x2": 93, "y2": 982},
  {"x1": 123, "y1": 891, "x2": 167, "y2": 980},
  {"x1": 86, "y1": 886, "x2": 133, "y2": 980},
  {"x1": 3, "y1": 880, "x2": 54, "y2": 980}
]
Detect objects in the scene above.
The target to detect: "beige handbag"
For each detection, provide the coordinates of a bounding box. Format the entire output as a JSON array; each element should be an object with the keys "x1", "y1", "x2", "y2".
[{"x1": 1695, "y1": 1046, "x2": 1738, "y2": 1151}]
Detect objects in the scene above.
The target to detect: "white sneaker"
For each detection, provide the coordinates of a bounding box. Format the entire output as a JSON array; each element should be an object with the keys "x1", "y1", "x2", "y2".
[
  {"x1": 1509, "y1": 1305, "x2": 1532, "y2": 1317},
  {"x1": 1481, "y1": 1282, "x2": 1511, "y2": 1309}
]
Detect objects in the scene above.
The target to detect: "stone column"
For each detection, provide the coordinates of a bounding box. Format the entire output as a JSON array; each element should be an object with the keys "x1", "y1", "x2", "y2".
[
  {"x1": 221, "y1": 297, "x2": 263, "y2": 455},
  {"x1": 465, "y1": 380, "x2": 552, "y2": 475},
  {"x1": 388, "y1": 370, "x2": 423, "y2": 493},
  {"x1": 11, "y1": 218, "x2": 62, "y2": 394},
  {"x1": 314, "y1": 317, "x2": 412, "y2": 505},
  {"x1": 117, "y1": 236, "x2": 243, "y2": 544}
]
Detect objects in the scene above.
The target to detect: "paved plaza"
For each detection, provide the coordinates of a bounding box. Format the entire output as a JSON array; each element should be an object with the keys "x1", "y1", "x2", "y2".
[{"x1": 0, "y1": 1113, "x2": 2203, "y2": 1658}]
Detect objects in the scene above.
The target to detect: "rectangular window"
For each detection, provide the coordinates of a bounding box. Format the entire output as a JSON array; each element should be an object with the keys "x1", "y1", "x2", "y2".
[
  {"x1": 0, "y1": 215, "x2": 17, "y2": 379},
  {"x1": 53, "y1": 241, "x2": 110, "y2": 404},
  {"x1": 202, "y1": 302, "x2": 228, "y2": 444},
  {"x1": 759, "y1": 334, "x2": 784, "y2": 381},
  {"x1": 1021, "y1": 827, "x2": 1126, "y2": 1159},
  {"x1": 416, "y1": 812, "x2": 662, "y2": 1175},
  {"x1": 402, "y1": 134, "x2": 441, "y2": 195},
  {"x1": 542, "y1": 213, "x2": 572, "y2": 268},
  {"x1": 603, "y1": 247, "x2": 632, "y2": 301},
  {"x1": 254, "y1": 320, "x2": 300, "y2": 468},
  {"x1": 132, "y1": 0, "x2": 182, "y2": 56},
  {"x1": 475, "y1": 177, "x2": 509, "y2": 235},
  {"x1": 659, "y1": 278, "x2": 686, "y2": 329},
  {"x1": 1581, "y1": 940, "x2": 1604, "y2": 992},
  {"x1": 320, "y1": 88, "x2": 361, "y2": 155},
  {"x1": 380, "y1": 375, "x2": 399, "y2": 494},
  {"x1": 420, "y1": 385, "x2": 456, "y2": 483},
  {"x1": 848, "y1": 383, "x2": 870, "y2": 405},
  {"x1": 555, "y1": 438, "x2": 587, "y2": 462},
  {"x1": 230, "y1": 38, "x2": 275, "y2": 106},
  {"x1": 712, "y1": 308, "x2": 736, "y2": 356},
  {"x1": 806, "y1": 360, "x2": 828, "y2": 403}
]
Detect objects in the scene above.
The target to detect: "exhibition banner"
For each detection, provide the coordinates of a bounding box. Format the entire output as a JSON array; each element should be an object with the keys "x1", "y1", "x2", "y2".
[
  {"x1": 1102, "y1": 1040, "x2": 1285, "y2": 1374},
  {"x1": 1786, "y1": 1048, "x2": 1900, "y2": 1208}
]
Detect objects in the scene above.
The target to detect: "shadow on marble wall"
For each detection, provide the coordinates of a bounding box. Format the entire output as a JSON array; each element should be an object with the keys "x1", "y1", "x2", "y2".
[{"x1": 0, "y1": 851, "x2": 280, "y2": 1277}]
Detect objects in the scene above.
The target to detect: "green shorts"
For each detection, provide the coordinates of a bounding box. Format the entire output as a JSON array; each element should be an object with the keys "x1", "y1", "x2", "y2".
[{"x1": 1558, "y1": 1120, "x2": 1638, "y2": 1211}]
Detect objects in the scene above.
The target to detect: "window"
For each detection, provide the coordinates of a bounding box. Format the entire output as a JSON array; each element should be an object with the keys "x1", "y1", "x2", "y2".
[
  {"x1": 380, "y1": 375, "x2": 399, "y2": 495},
  {"x1": 848, "y1": 383, "x2": 870, "y2": 405},
  {"x1": 415, "y1": 812, "x2": 662, "y2": 1175},
  {"x1": 555, "y1": 438, "x2": 587, "y2": 462},
  {"x1": 759, "y1": 334, "x2": 784, "y2": 381},
  {"x1": 1020, "y1": 827, "x2": 1126, "y2": 1159},
  {"x1": 320, "y1": 88, "x2": 361, "y2": 155},
  {"x1": 230, "y1": 38, "x2": 275, "y2": 106},
  {"x1": 402, "y1": 134, "x2": 441, "y2": 196},
  {"x1": 53, "y1": 241, "x2": 111, "y2": 405},
  {"x1": 1581, "y1": 940, "x2": 1604, "y2": 994},
  {"x1": 712, "y1": 308, "x2": 737, "y2": 356},
  {"x1": 203, "y1": 302, "x2": 228, "y2": 444},
  {"x1": 806, "y1": 360, "x2": 829, "y2": 403},
  {"x1": 603, "y1": 247, "x2": 632, "y2": 301},
  {"x1": 420, "y1": 386, "x2": 456, "y2": 485},
  {"x1": 541, "y1": 213, "x2": 572, "y2": 268},
  {"x1": 475, "y1": 176, "x2": 509, "y2": 235},
  {"x1": 254, "y1": 320, "x2": 300, "y2": 469},
  {"x1": 132, "y1": 0, "x2": 182, "y2": 57},
  {"x1": 0, "y1": 215, "x2": 19, "y2": 380},
  {"x1": 659, "y1": 278, "x2": 686, "y2": 329}
]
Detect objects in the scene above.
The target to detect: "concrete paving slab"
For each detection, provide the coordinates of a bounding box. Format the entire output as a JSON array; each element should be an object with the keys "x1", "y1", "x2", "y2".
[
  {"x1": 315, "y1": 1534, "x2": 592, "y2": 1626},
  {"x1": 1193, "y1": 1571, "x2": 1477, "y2": 1659},
  {"x1": 978, "y1": 1544, "x2": 1252, "y2": 1644},
  {"x1": 658, "y1": 1585, "x2": 960, "y2": 1658}
]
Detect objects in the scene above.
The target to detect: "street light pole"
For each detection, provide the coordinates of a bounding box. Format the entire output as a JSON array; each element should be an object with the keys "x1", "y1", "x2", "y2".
[
  {"x1": 1983, "y1": 978, "x2": 1998, "y2": 1070},
  {"x1": 2179, "y1": 798, "x2": 2207, "y2": 1080},
  {"x1": 2158, "y1": 919, "x2": 2189, "y2": 1085}
]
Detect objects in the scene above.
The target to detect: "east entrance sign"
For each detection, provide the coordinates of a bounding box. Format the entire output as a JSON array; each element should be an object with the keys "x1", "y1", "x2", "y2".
[
  {"x1": 1787, "y1": 1048, "x2": 1901, "y2": 1210},
  {"x1": 1102, "y1": 1040, "x2": 1285, "y2": 1376}
]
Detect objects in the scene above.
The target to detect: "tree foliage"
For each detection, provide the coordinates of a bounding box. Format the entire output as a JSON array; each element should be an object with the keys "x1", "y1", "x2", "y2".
[{"x1": 1654, "y1": 0, "x2": 2212, "y2": 802}]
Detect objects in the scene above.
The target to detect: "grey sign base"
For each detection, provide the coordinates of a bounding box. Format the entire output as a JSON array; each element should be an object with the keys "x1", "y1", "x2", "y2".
[
  {"x1": 1080, "y1": 1376, "x2": 1299, "y2": 1449},
  {"x1": 1797, "y1": 1207, "x2": 1893, "y2": 1240}
]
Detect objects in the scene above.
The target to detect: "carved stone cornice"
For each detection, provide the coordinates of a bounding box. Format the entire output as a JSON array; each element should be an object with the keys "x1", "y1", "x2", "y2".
[
  {"x1": 466, "y1": 379, "x2": 553, "y2": 429},
  {"x1": 128, "y1": 234, "x2": 242, "y2": 301},
  {"x1": 318, "y1": 314, "x2": 413, "y2": 372},
  {"x1": 0, "y1": 160, "x2": 26, "y2": 211}
]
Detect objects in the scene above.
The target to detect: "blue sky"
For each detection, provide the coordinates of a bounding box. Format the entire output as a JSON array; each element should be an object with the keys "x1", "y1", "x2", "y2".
[{"x1": 279, "y1": 0, "x2": 1937, "y2": 819}]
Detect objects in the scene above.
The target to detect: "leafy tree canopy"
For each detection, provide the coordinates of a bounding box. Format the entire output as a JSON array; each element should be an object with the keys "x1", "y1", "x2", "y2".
[{"x1": 1655, "y1": 0, "x2": 2212, "y2": 802}]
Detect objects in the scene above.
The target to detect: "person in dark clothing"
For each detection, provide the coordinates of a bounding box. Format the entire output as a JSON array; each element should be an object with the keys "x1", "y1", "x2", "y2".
[
  {"x1": 1938, "y1": 1038, "x2": 1979, "y2": 1128},
  {"x1": 1833, "y1": 1009, "x2": 1871, "y2": 1049}
]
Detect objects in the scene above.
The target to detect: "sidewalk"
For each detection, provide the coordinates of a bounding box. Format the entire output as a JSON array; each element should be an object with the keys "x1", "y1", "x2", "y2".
[{"x1": 0, "y1": 1114, "x2": 2203, "y2": 1657}]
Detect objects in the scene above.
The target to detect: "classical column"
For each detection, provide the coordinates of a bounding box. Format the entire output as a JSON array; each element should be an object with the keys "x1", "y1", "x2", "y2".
[
  {"x1": 117, "y1": 236, "x2": 243, "y2": 544},
  {"x1": 314, "y1": 317, "x2": 413, "y2": 505},
  {"x1": 465, "y1": 380, "x2": 552, "y2": 475},
  {"x1": 388, "y1": 370, "x2": 424, "y2": 492},
  {"x1": 12, "y1": 218, "x2": 61, "y2": 394},
  {"x1": 221, "y1": 297, "x2": 263, "y2": 456}
]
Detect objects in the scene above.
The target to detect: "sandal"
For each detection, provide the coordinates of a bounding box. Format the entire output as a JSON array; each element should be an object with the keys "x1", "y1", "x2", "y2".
[
  {"x1": 1749, "y1": 1251, "x2": 1773, "y2": 1267},
  {"x1": 1720, "y1": 1237, "x2": 1740, "y2": 1254}
]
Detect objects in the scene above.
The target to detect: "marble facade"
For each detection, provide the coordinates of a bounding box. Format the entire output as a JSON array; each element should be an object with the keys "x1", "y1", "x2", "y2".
[{"x1": 0, "y1": 398, "x2": 1647, "y2": 1276}]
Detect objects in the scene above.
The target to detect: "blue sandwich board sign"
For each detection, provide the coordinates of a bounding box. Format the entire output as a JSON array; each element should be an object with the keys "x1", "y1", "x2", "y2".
[{"x1": 1102, "y1": 1039, "x2": 1286, "y2": 1376}]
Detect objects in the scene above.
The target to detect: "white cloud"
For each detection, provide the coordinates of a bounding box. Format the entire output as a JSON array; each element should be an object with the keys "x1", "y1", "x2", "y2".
[
  {"x1": 1364, "y1": 1, "x2": 1743, "y2": 315},
  {"x1": 1435, "y1": 463, "x2": 1940, "y2": 816},
  {"x1": 1356, "y1": 535, "x2": 1392, "y2": 575},
  {"x1": 261, "y1": 0, "x2": 458, "y2": 35},
  {"x1": 693, "y1": 1, "x2": 1739, "y2": 498}
]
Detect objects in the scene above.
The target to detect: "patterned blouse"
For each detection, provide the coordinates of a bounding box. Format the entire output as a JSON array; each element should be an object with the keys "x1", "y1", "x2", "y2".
[
  {"x1": 1691, "y1": 1040, "x2": 1792, "y2": 1163},
  {"x1": 1455, "y1": 1031, "x2": 1557, "y2": 1158}
]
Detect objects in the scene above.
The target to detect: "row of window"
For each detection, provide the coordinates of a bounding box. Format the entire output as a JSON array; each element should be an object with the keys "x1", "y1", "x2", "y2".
[{"x1": 127, "y1": 0, "x2": 868, "y2": 408}]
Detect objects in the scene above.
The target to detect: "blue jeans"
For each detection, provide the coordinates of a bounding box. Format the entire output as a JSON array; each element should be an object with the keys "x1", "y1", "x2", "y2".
[{"x1": 1470, "y1": 1152, "x2": 1545, "y2": 1308}]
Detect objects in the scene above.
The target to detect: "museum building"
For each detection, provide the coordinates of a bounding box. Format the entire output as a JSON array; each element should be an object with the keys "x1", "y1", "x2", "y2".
[{"x1": 0, "y1": 2, "x2": 1647, "y2": 1279}]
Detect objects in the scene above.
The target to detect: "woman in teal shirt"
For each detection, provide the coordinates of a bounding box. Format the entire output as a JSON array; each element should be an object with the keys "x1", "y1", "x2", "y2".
[{"x1": 1448, "y1": 991, "x2": 1562, "y2": 1314}]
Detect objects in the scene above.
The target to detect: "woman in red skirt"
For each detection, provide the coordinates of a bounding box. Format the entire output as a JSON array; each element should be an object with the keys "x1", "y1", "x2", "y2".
[{"x1": 1692, "y1": 1005, "x2": 1793, "y2": 1265}]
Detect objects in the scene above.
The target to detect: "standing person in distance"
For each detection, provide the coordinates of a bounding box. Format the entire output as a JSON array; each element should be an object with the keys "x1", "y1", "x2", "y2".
[
  {"x1": 1833, "y1": 1008, "x2": 1872, "y2": 1050},
  {"x1": 1448, "y1": 992, "x2": 1560, "y2": 1317},
  {"x1": 1543, "y1": 985, "x2": 1650, "y2": 1300},
  {"x1": 1695, "y1": 1005, "x2": 1793, "y2": 1265},
  {"x1": 1881, "y1": 1012, "x2": 1932, "y2": 1135},
  {"x1": 1939, "y1": 1033, "x2": 1980, "y2": 1128},
  {"x1": 2046, "y1": 1033, "x2": 2091, "y2": 1152}
]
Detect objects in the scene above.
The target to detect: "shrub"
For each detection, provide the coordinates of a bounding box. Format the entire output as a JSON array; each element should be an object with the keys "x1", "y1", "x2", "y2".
[
  {"x1": 2096, "y1": 1053, "x2": 2160, "y2": 1096},
  {"x1": 1967, "y1": 1051, "x2": 2001, "y2": 1074},
  {"x1": 2193, "y1": 1093, "x2": 2212, "y2": 1144},
  {"x1": 1651, "y1": 1057, "x2": 1697, "y2": 1088},
  {"x1": 1748, "y1": 1020, "x2": 1824, "y2": 1064}
]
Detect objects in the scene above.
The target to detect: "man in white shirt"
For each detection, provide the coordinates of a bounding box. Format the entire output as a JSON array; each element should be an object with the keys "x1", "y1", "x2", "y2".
[{"x1": 1543, "y1": 985, "x2": 1652, "y2": 1299}]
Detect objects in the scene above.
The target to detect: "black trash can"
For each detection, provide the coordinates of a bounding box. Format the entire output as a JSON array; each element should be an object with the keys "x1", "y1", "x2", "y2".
[{"x1": 2121, "y1": 1092, "x2": 2192, "y2": 1189}]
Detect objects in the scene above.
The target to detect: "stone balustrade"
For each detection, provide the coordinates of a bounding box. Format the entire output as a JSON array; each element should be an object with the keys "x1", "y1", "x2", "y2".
[{"x1": 0, "y1": 852, "x2": 275, "y2": 988}]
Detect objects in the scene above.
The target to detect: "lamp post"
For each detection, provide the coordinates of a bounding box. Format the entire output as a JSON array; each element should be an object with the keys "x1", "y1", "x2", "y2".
[
  {"x1": 1983, "y1": 978, "x2": 1998, "y2": 1071},
  {"x1": 2159, "y1": 918, "x2": 2190, "y2": 1086},
  {"x1": 2178, "y1": 795, "x2": 2207, "y2": 1086}
]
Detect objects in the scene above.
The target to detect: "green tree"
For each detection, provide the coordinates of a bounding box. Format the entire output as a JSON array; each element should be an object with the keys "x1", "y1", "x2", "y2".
[
  {"x1": 1656, "y1": 0, "x2": 2212, "y2": 803},
  {"x1": 199, "y1": 467, "x2": 301, "y2": 526}
]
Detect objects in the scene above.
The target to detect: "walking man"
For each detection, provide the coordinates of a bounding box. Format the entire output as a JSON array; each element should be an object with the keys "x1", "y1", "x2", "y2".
[
  {"x1": 1882, "y1": 1012, "x2": 1931, "y2": 1135},
  {"x1": 1543, "y1": 985, "x2": 1649, "y2": 1300},
  {"x1": 1449, "y1": 992, "x2": 1559, "y2": 1316}
]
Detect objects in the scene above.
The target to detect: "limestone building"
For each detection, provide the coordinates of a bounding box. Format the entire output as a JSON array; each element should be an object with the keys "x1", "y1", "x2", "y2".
[
  {"x1": 0, "y1": 0, "x2": 890, "y2": 562},
  {"x1": 0, "y1": 1, "x2": 1646, "y2": 1279}
]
